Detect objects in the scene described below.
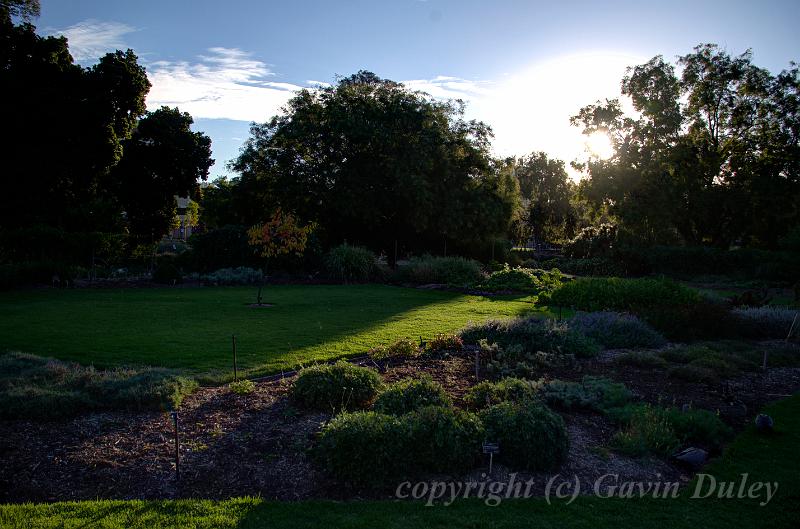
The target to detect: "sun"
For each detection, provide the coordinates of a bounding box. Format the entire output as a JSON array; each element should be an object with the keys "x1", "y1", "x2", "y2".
[{"x1": 585, "y1": 131, "x2": 615, "y2": 159}]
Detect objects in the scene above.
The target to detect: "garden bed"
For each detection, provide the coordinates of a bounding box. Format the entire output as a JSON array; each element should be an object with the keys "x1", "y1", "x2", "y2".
[{"x1": 1, "y1": 343, "x2": 798, "y2": 503}]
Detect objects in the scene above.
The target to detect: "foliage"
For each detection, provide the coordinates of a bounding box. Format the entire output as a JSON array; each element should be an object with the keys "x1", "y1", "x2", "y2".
[
  {"x1": 373, "y1": 375, "x2": 452, "y2": 416},
  {"x1": 480, "y1": 266, "x2": 565, "y2": 296},
  {"x1": 542, "y1": 377, "x2": 633, "y2": 413},
  {"x1": 187, "y1": 226, "x2": 257, "y2": 272},
  {"x1": 640, "y1": 301, "x2": 741, "y2": 342},
  {"x1": 231, "y1": 71, "x2": 517, "y2": 258},
  {"x1": 247, "y1": 208, "x2": 315, "y2": 259},
  {"x1": 550, "y1": 277, "x2": 700, "y2": 311},
  {"x1": 532, "y1": 256, "x2": 627, "y2": 277},
  {"x1": 200, "y1": 267, "x2": 263, "y2": 286},
  {"x1": 403, "y1": 405, "x2": 485, "y2": 474},
  {"x1": 563, "y1": 224, "x2": 618, "y2": 260},
  {"x1": 461, "y1": 317, "x2": 601, "y2": 359},
  {"x1": 479, "y1": 401, "x2": 569, "y2": 470},
  {"x1": 614, "y1": 351, "x2": 669, "y2": 368},
  {"x1": 657, "y1": 341, "x2": 800, "y2": 382},
  {"x1": 611, "y1": 405, "x2": 680, "y2": 456},
  {"x1": 733, "y1": 306, "x2": 798, "y2": 339},
  {"x1": 369, "y1": 338, "x2": 420, "y2": 361},
  {"x1": 425, "y1": 333, "x2": 463, "y2": 354},
  {"x1": 152, "y1": 261, "x2": 182, "y2": 284},
  {"x1": 0, "y1": 352, "x2": 197, "y2": 419},
  {"x1": 569, "y1": 311, "x2": 667, "y2": 349},
  {"x1": 229, "y1": 379, "x2": 256, "y2": 395},
  {"x1": 324, "y1": 244, "x2": 377, "y2": 283},
  {"x1": 463, "y1": 377, "x2": 543, "y2": 410},
  {"x1": 397, "y1": 255, "x2": 484, "y2": 286},
  {"x1": 290, "y1": 361, "x2": 383, "y2": 413}
]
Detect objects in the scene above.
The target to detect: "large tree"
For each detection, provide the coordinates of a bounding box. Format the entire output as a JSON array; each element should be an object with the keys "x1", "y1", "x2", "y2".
[
  {"x1": 231, "y1": 71, "x2": 516, "y2": 258},
  {"x1": 571, "y1": 45, "x2": 800, "y2": 248},
  {"x1": 513, "y1": 152, "x2": 576, "y2": 245}
]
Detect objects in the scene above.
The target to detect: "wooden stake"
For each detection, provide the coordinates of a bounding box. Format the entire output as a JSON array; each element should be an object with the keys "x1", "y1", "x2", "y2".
[
  {"x1": 171, "y1": 411, "x2": 180, "y2": 481},
  {"x1": 232, "y1": 334, "x2": 238, "y2": 382}
]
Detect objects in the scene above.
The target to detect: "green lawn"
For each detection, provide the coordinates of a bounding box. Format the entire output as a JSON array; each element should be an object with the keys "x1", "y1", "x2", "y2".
[
  {"x1": 2, "y1": 394, "x2": 798, "y2": 528},
  {"x1": 0, "y1": 285, "x2": 541, "y2": 379}
]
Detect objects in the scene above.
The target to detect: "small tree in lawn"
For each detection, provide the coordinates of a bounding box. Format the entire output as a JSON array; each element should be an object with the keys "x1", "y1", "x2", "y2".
[{"x1": 247, "y1": 208, "x2": 315, "y2": 304}]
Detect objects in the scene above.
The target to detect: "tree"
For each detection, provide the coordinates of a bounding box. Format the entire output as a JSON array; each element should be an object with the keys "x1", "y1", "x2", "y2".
[
  {"x1": 112, "y1": 107, "x2": 213, "y2": 243},
  {"x1": 0, "y1": 0, "x2": 39, "y2": 21},
  {"x1": 513, "y1": 152, "x2": 576, "y2": 245},
  {"x1": 231, "y1": 71, "x2": 515, "y2": 259}
]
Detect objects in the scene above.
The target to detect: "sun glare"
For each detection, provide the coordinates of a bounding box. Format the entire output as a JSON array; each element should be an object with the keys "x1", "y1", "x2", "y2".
[{"x1": 585, "y1": 131, "x2": 615, "y2": 159}]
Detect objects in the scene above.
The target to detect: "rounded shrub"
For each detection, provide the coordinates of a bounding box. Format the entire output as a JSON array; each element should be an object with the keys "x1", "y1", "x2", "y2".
[
  {"x1": 404, "y1": 405, "x2": 484, "y2": 474},
  {"x1": 374, "y1": 375, "x2": 452, "y2": 416},
  {"x1": 426, "y1": 333, "x2": 463, "y2": 354},
  {"x1": 464, "y1": 377, "x2": 543, "y2": 410},
  {"x1": 324, "y1": 244, "x2": 376, "y2": 283},
  {"x1": 315, "y1": 411, "x2": 407, "y2": 486},
  {"x1": 369, "y1": 338, "x2": 420, "y2": 360},
  {"x1": 400, "y1": 256, "x2": 483, "y2": 286},
  {"x1": 480, "y1": 401, "x2": 569, "y2": 471},
  {"x1": 290, "y1": 361, "x2": 383, "y2": 412},
  {"x1": 569, "y1": 311, "x2": 666, "y2": 349}
]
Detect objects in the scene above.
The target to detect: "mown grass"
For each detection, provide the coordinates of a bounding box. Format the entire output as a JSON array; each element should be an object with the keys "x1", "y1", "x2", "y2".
[
  {"x1": 2, "y1": 394, "x2": 798, "y2": 528},
  {"x1": 0, "y1": 285, "x2": 541, "y2": 379}
]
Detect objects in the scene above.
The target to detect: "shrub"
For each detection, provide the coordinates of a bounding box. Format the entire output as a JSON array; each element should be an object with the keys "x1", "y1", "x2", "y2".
[
  {"x1": 656, "y1": 342, "x2": 786, "y2": 382},
  {"x1": 611, "y1": 404, "x2": 680, "y2": 456},
  {"x1": 0, "y1": 352, "x2": 197, "y2": 419},
  {"x1": 733, "y1": 306, "x2": 798, "y2": 339},
  {"x1": 373, "y1": 375, "x2": 452, "y2": 415},
  {"x1": 229, "y1": 379, "x2": 256, "y2": 394},
  {"x1": 663, "y1": 407, "x2": 732, "y2": 450},
  {"x1": 641, "y1": 301, "x2": 741, "y2": 342},
  {"x1": 369, "y1": 338, "x2": 420, "y2": 360},
  {"x1": 290, "y1": 361, "x2": 383, "y2": 412},
  {"x1": 461, "y1": 317, "x2": 600, "y2": 359},
  {"x1": 480, "y1": 401, "x2": 568, "y2": 471},
  {"x1": 188, "y1": 225, "x2": 257, "y2": 272},
  {"x1": 464, "y1": 377, "x2": 543, "y2": 410},
  {"x1": 426, "y1": 333, "x2": 463, "y2": 354},
  {"x1": 315, "y1": 411, "x2": 407, "y2": 486},
  {"x1": 398, "y1": 255, "x2": 483, "y2": 286},
  {"x1": 532, "y1": 257, "x2": 627, "y2": 277},
  {"x1": 404, "y1": 406, "x2": 484, "y2": 474},
  {"x1": 200, "y1": 267, "x2": 263, "y2": 285},
  {"x1": 569, "y1": 311, "x2": 666, "y2": 349},
  {"x1": 564, "y1": 224, "x2": 618, "y2": 260},
  {"x1": 152, "y1": 261, "x2": 182, "y2": 284},
  {"x1": 542, "y1": 376, "x2": 632, "y2": 413},
  {"x1": 480, "y1": 266, "x2": 564, "y2": 295},
  {"x1": 550, "y1": 277, "x2": 699, "y2": 312},
  {"x1": 614, "y1": 351, "x2": 669, "y2": 368},
  {"x1": 324, "y1": 244, "x2": 377, "y2": 283}
]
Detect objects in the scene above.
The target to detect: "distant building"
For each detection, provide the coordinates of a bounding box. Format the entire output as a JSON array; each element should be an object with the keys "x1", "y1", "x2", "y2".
[{"x1": 169, "y1": 196, "x2": 196, "y2": 240}]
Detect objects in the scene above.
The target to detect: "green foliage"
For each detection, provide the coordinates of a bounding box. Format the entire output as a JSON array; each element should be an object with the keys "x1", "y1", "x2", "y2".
[
  {"x1": 550, "y1": 277, "x2": 699, "y2": 312},
  {"x1": 464, "y1": 377, "x2": 543, "y2": 410},
  {"x1": 403, "y1": 405, "x2": 485, "y2": 474},
  {"x1": 398, "y1": 255, "x2": 484, "y2": 286},
  {"x1": 480, "y1": 401, "x2": 569, "y2": 470},
  {"x1": 188, "y1": 226, "x2": 258, "y2": 272},
  {"x1": 200, "y1": 267, "x2": 263, "y2": 286},
  {"x1": 425, "y1": 333, "x2": 463, "y2": 354},
  {"x1": 733, "y1": 306, "x2": 798, "y2": 339},
  {"x1": 324, "y1": 244, "x2": 377, "y2": 283},
  {"x1": 640, "y1": 301, "x2": 741, "y2": 342},
  {"x1": 569, "y1": 311, "x2": 666, "y2": 349},
  {"x1": 614, "y1": 351, "x2": 669, "y2": 368},
  {"x1": 564, "y1": 224, "x2": 618, "y2": 260},
  {"x1": 229, "y1": 379, "x2": 256, "y2": 395},
  {"x1": 611, "y1": 405, "x2": 680, "y2": 456},
  {"x1": 542, "y1": 376, "x2": 633, "y2": 413},
  {"x1": 480, "y1": 266, "x2": 565, "y2": 296},
  {"x1": 290, "y1": 361, "x2": 383, "y2": 413},
  {"x1": 369, "y1": 338, "x2": 420, "y2": 360},
  {"x1": 373, "y1": 375, "x2": 452, "y2": 415},
  {"x1": 0, "y1": 352, "x2": 197, "y2": 419}
]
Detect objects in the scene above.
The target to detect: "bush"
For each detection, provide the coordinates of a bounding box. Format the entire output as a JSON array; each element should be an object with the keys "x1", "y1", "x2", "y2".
[
  {"x1": 564, "y1": 224, "x2": 618, "y2": 260},
  {"x1": 188, "y1": 225, "x2": 257, "y2": 272},
  {"x1": 663, "y1": 407, "x2": 733, "y2": 450},
  {"x1": 480, "y1": 401, "x2": 568, "y2": 471},
  {"x1": 426, "y1": 333, "x2": 463, "y2": 354},
  {"x1": 461, "y1": 317, "x2": 600, "y2": 359},
  {"x1": 0, "y1": 352, "x2": 197, "y2": 419},
  {"x1": 369, "y1": 338, "x2": 420, "y2": 360},
  {"x1": 640, "y1": 301, "x2": 741, "y2": 342},
  {"x1": 229, "y1": 379, "x2": 256, "y2": 394},
  {"x1": 152, "y1": 261, "x2": 182, "y2": 284},
  {"x1": 404, "y1": 406, "x2": 484, "y2": 474},
  {"x1": 542, "y1": 376, "x2": 632, "y2": 413},
  {"x1": 569, "y1": 311, "x2": 666, "y2": 349},
  {"x1": 550, "y1": 277, "x2": 699, "y2": 312},
  {"x1": 464, "y1": 377, "x2": 543, "y2": 410},
  {"x1": 398, "y1": 255, "x2": 483, "y2": 286},
  {"x1": 315, "y1": 411, "x2": 407, "y2": 486},
  {"x1": 373, "y1": 375, "x2": 452, "y2": 415},
  {"x1": 200, "y1": 267, "x2": 263, "y2": 286},
  {"x1": 324, "y1": 244, "x2": 377, "y2": 283},
  {"x1": 290, "y1": 361, "x2": 383, "y2": 412},
  {"x1": 611, "y1": 404, "x2": 680, "y2": 456},
  {"x1": 480, "y1": 266, "x2": 564, "y2": 295},
  {"x1": 733, "y1": 306, "x2": 798, "y2": 339},
  {"x1": 532, "y1": 257, "x2": 627, "y2": 277}
]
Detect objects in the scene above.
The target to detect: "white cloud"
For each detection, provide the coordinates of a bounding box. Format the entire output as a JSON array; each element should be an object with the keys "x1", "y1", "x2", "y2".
[
  {"x1": 50, "y1": 20, "x2": 136, "y2": 62},
  {"x1": 146, "y1": 47, "x2": 304, "y2": 122},
  {"x1": 402, "y1": 75, "x2": 494, "y2": 102}
]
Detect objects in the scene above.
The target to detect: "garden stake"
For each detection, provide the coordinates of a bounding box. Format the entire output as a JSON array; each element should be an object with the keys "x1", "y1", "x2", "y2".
[
  {"x1": 475, "y1": 349, "x2": 480, "y2": 382},
  {"x1": 232, "y1": 334, "x2": 238, "y2": 382},
  {"x1": 170, "y1": 411, "x2": 180, "y2": 481}
]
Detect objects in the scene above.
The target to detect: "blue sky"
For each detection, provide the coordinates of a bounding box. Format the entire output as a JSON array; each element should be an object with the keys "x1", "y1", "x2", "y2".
[{"x1": 39, "y1": 0, "x2": 800, "y2": 179}]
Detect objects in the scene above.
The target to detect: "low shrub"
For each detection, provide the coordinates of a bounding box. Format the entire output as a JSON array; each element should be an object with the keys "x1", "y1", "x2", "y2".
[
  {"x1": 426, "y1": 333, "x2": 463, "y2": 354},
  {"x1": 569, "y1": 312, "x2": 666, "y2": 349},
  {"x1": 398, "y1": 256, "x2": 483, "y2": 286},
  {"x1": 480, "y1": 401, "x2": 569, "y2": 471},
  {"x1": 324, "y1": 244, "x2": 377, "y2": 283},
  {"x1": 663, "y1": 407, "x2": 733, "y2": 450},
  {"x1": 542, "y1": 376, "x2": 633, "y2": 413},
  {"x1": 290, "y1": 361, "x2": 383, "y2": 412},
  {"x1": 461, "y1": 317, "x2": 600, "y2": 359},
  {"x1": 614, "y1": 351, "x2": 669, "y2": 368},
  {"x1": 550, "y1": 277, "x2": 699, "y2": 312},
  {"x1": 640, "y1": 301, "x2": 741, "y2": 342},
  {"x1": 373, "y1": 375, "x2": 452, "y2": 415},
  {"x1": 481, "y1": 341, "x2": 576, "y2": 379},
  {"x1": 532, "y1": 257, "x2": 628, "y2": 277},
  {"x1": 464, "y1": 377, "x2": 543, "y2": 410},
  {"x1": 369, "y1": 338, "x2": 420, "y2": 360},
  {"x1": 200, "y1": 267, "x2": 263, "y2": 285},
  {"x1": 404, "y1": 406, "x2": 484, "y2": 474},
  {"x1": 611, "y1": 404, "x2": 680, "y2": 456},
  {"x1": 733, "y1": 306, "x2": 798, "y2": 339},
  {"x1": 480, "y1": 266, "x2": 564, "y2": 295},
  {"x1": 229, "y1": 379, "x2": 256, "y2": 394},
  {"x1": 0, "y1": 352, "x2": 197, "y2": 419}
]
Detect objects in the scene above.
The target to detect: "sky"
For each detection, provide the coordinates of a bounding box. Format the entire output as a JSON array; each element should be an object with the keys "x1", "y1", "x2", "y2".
[{"x1": 38, "y1": 0, "x2": 800, "y2": 179}]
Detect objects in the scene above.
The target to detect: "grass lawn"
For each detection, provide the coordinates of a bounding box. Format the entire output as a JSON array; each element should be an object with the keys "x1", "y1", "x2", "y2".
[
  {"x1": 2, "y1": 394, "x2": 798, "y2": 528},
  {"x1": 0, "y1": 285, "x2": 542, "y2": 379}
]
